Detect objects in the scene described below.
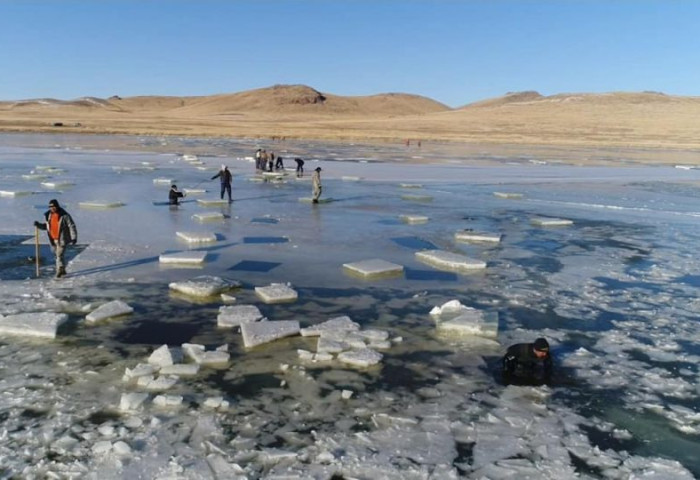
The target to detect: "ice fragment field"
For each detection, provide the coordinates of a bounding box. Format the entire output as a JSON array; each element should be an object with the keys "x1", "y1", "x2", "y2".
[{"x1": 1, "y1": 135, "x2": 700, "y2": 478}]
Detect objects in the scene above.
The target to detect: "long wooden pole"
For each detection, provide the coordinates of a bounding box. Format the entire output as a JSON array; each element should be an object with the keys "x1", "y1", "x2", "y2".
[{"x1": 35, "y1": 226, "x2": 40, "y2": 277}]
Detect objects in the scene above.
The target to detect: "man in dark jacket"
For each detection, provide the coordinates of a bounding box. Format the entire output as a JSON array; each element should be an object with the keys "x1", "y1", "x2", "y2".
[
  {"x1": 502, "y1": 337, "x2": 552, "y2": 382},
  {"x1": 169, "y1": 184, "x2": 185, "y2": 205},
  {"x1": 211, "y1": 165, "x2": 233, "y2": 202},
  {"x1": 34, "y1": 198, "x2": 78, "y2": 278}
]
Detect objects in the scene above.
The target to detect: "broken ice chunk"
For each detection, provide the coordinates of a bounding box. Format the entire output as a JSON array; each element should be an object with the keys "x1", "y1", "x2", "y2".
[
  {"x1": 240, "y1": 320, "x2": 300, "y2": 348},
  {"x1": 119, "y1": 393, "x2": 149, "y2": 412},
  {"x1": 85, "y1": 300, "x2": 134, "y2": 324},
  {"x1": 415, "y1": 250, "x2": 487, "y2": 271},
  {"x1": 531, "y1": 217, "x2": 573, "y2": 226},
  {"x1": 255, "y1": 283, "x2": 298, "y2": 304},
  {"x1": 153, "y1": 395, "x2": 183, "y2": 407},
  {"x1": 175, "y1": 231, "x2": 217, "y2": 244},
  {"x1": 192, "y1": 212, "x2": 225, "y2": 222},
  {"x1": 147, "y1": 344, "x2": 176, "y2": 367},
  {"x1": 454, "y1": 230, "x2": 502, "y2": 243},
  {"x1": 169, "y1": 275, "x2": 240, "y2": 297},
  {"x1": 342, "y1": 259, "x2": 404, "y2": 279},
  {"x1": 159, "y1": 251, "x2": 207, "y2": 265},
  {"x1": 399, "y1": 214, "x2": 429, "y2": 224},
  {"x1": 0, "y1": 312, "x2": 68, "y2": 339},
  {"x1": 300, "y1": 316, "x2": 360, "y2": 337},
  {"x1": 337, "y1": 348, "x2": 383, "y2": 367},
  {"x1": 159, "y1": 364, "x2": 200, "y2": 376},
  {"x1": 217, "y1": 305, "x2": 264, "y2": 328},
  {"x1": 436, "y1": 309, "x2": 499, "y2": 339},
  {"x1": 78, "y1": 200, "x2": 124, "y2": 209}
]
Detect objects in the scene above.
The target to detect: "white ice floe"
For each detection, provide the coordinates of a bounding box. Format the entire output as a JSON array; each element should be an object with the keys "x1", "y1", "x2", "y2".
[
  {"x1": 399, "y1": 183, "x2": 423, "y2": 188},
  {"x1": 399, "y1": 214, "x2": 429, "y2": 224},
  {"x1": 436, "y1": 309, "x2": 499, "y2": 339},
  {"x1": 454, "y1": 229, "x2": 502, "y2": 243},
  {"x1": 182, "y1": 343, "x2": 230, "y2": 365},
  {"x1": 175, "y1": 231, "x2": 217, "y2": 243},
  {"x1": 255, "y1": 283, "x2": 298, "y2": 303},
  {"x1": 401, "y1": 194, "x2": 433, "y2": 202},
  {"x1": 531, "y1": 217, "x2": 573, "y2": 226},
  {"x1": 85, "y1": 300, "x2": 133, "y2": 323},
  {"x1": 40, "y1": 181, "x2": 74, "y2": 189},
  {"x1": 159, "y1": 251, "x2": 207, "y2": 264},
  {"x1": 300, "y1": 315, "x2": 360, "y2": 337},
  {"x1": 152, "y1": 177, "x2": 174, "y2": 185},
  {"x1": 160, "y1": 363, "x2": 200, "y2": 376},
  {"x1": 430, "y1": 299, "x2": 469, "y2": 316},
  {"x1": 342, "y1": 176, "x2": 363, "y2": 181},
  {"x1": 78, "y1": 200, "x2": 125, "y2": 209},
  {"x1": 118, "y1": 392, "x2": 149, "y2": 412},
  {"x1": 415, "y1": 249, "x2": 487, "y2": 271},
  {"x1": 0, "y1": 190, "x2": 33, "y2": 197},
  {"x1": 192, "y1": 212, "x2": 225, "y2": 222},
  {"x1": 147, "y1": 344, "x2": 177, "y2": 367},
  {"x1": 493, "y1": 191, "x2": 524, "y2": 199},
  {"x1": 240, "y1": 320, "x2": 300, "y2": 348},
  {"x1": 153, "y1": 394, "x2": 183, "y2": 407},
  {"x1": 337, "y1": 348, "x2": 383, "y2": 367},
  {"x1": 0, "y1": 312, "x2": 68, "y2": 339},
  {"x1": 196, "y1": 198, "x2": 229, "y2": 206},
  {"x1": 169, "y1": 275, "x2": 240, "y2": 297},
  {"x1": 183, "y1": 188, "x2": 207, "y2": 194},
  {"x1": 217, "y1": 304, "x2": 264, "y2": 328},
  {"x1": 343, "y1": 259, "x2": 404, "y2": 278}
]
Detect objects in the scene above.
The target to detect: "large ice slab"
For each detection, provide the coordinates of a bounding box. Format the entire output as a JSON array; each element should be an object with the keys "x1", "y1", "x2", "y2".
[
  {"x1": 454, "y1": 230, "x2": 502, "y2": 243},
  {"x1": 337, "y1": 348, "x2": 383, "y2": 367},
  {"x1": 401, "y1": 194, "x2": 433, "y2": 202},
  {"x1": 436, "y1": 309, "x2": 499, "y2": 339},
  {"x1": 169, "y1": 275, "x2": 241, "y2": 297},
  {"x1": 78, "y1": 200, "x2": 125, "y2": 209},
  {"x1": 240, "y1": 320, "x2": 300, "y2": 348},
  {"x1": 41, "y1": 181, "x2": 74, "y2": 189},
  {"x1": 343, "y1": 259, "x2": 404, "y2": 279},
  {"x1": 85, "y1": 300, "x2": 134, "y2": 324},
  {"x1": 152, "y1": 177, "x2": 174, "y2": 185},
  {"x1": 531, "y1": 217, "x2": 573, "y2": 226},
  {"x1": 0, "y1": 190, "x2": 33, "y2": 197},
  {"x1": 196, "y1": 199, "x2": 229, "y2": 207},
  {"x1": 399, "y1": 214, "x2": 429, "y2": 224},
  {"x1": 217, "y1": 305, "x2": 264, "y2": 328},
  {"x1": 0, "y1": 312, "x2": 68, "y2": 339},
  {"x1": 415, "y1": 250, "x2": 487, "y2": 271},
  {"x1": 159, "y1": 251, "x2": 207, "y2": 264},
  {"x1": 255, "y1": 283, "x2": 298, "y2": 304},
  {"x1": 182, "y1": 343, "x2": 230, "y2": 365},
  {"x1": 300, "y1": 315, "x2": 360, "y2": 337},
  {"x1": 493, "y1": 191, "x2": 524, "y2": 199},
  {"x1": 176, "y1": 231, "x2": 217, "y2": 243},
  {"x1": 192, "y1": 212, "x2": 225, "y2": 222}
]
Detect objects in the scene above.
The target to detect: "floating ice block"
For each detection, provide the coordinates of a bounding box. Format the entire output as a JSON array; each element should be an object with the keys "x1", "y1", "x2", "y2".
[
  {"x1": 148, "y1": 344, "x2": 176, "y2": 367},
  {"x1": 153, "y1": 178, "x2": 174, "y2": 185},
  {"x1": 176, "y1": 231, "x2": 217, "y2": 243},
  {"x1": 169, "y1": 275, "x2": 240, "y2": 297},
  {"x1": 22, "y1": 174, "x2": 47, "y2": 180},
  {"x1": 41, "y1": 181, "x2": 74, "y2": 189},
  {"x1": 119, "y1": 393, "x2": 149, "y2": 412},
  {"x1": 181, "y1": 343, "x2": 230, "y2": 365},
  {"x1": 217, "y1": 305, "x2": 264, "y2": 328},
  {"x1": 0, "y1": 312, "x2": 68, "y2": 339},
  {"x1": 0, "y1": 190, "x2": 32, "y2": 197},
  {"x1": 436, "y1": 309, "x2": 499, "y2": 339},
  {"x1": 78, "y1": 200, "x2": 124, "y2": 209},
  {"x1": 415, "y1": 250, "x2": 486, "y2": 271},
  {"x1": 337, "y1": 348, "x2": 383, "y2": 367},
  {"x1": 399, "y1": 215, "x2": 429, "y2": 224},
  {"x1": 196, "y1": 199, "x2": 229, "y2": 207},
  {"x1": 531, "y1": 217, "x2": 573, "y2": 226},
  {"x1": 255, "y1": 283, "x2": 298, "y2": 304},
  {"x1": 343, "y1": 259, "x2": 404, "y2": 278},
  {"x1": 183, "y1": 188, "x2": 207, "y2": 195},
  {"x1": 159, "y1": 364, "x2": 200, "y2": 376},
  {"x1": 159, "y1": 251, "x2": 207, "y2": 264},
  {"x1": 454, "y1": 230, "x2": 502, "y2": 243},
  {"x1": 342, "y1": 176, "x2": 362, "y2": 181},
  {"x1": 85, "y1": 300, "x2": 134, "y2": 323},
  {"x1": 399, "y1": 183, "x2": 423, "y2": 188},
  {"x1": 192, "y1": 212, "x2": 225, "y2": 222},
  {"x1": 300, "y1": 316, "x2": 360, "y2": 337},
  {"x1": 493, "y1": 192, "x2": 524, "y2": 199},
  {"x1": 240, "y1": 320, "x2": 300, "y2": 348},
  {"x1": 401, "y1": 194, "x2": 433, "y2": 202}
]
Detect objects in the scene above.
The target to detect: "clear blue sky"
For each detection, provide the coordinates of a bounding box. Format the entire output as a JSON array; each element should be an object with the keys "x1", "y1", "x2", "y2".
[{"x1": 1, "y1": 1, "x2": 699, "y2": 107}]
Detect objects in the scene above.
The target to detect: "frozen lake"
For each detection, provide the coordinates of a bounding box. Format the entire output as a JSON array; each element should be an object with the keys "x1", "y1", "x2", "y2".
[{"x1": 1, "y1": 133, "x2": 700, "y2": 479}]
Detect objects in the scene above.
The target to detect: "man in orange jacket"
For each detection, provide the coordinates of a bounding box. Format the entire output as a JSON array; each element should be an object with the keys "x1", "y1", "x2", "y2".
[{"x1": 34, "y1": 198, "x2": 78, "y2": 278}]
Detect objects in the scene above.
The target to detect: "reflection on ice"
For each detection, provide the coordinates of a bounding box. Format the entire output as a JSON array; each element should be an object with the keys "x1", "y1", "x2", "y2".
[{"x1": 1, "y1": 135, "x2": 700, "y2": 478}]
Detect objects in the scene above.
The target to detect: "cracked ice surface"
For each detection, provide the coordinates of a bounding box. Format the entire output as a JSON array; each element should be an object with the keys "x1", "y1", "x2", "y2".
[{"x1": 0, "y1": 135, "x2": 699, "y2": 478}]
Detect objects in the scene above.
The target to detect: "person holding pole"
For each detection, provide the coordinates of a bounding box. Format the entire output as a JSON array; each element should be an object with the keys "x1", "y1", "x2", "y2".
[
  {"x1": 312, "y1": 167, "x2": 323, "y2": 204},
  {"x1": 211, "y1": 164, "x2": 233, "y2": 202},
  {"x1": 34, "y1": 198, "x2": 77, "y2": 279}
]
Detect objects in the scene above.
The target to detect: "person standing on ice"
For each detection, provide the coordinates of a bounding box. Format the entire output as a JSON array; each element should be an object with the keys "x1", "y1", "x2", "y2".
[
  {"x1": 34, "y1": 198, "x2": 77, "y2": 279},
  {"x1": 502, "y1": 337, "x2": 552, "y2": 382},
  {"x1": 312, "y1": 167, "x2": 322, "y2": 203},
  {"x1": 211, "y1": 164, "x2": 233, "y2": 202}
]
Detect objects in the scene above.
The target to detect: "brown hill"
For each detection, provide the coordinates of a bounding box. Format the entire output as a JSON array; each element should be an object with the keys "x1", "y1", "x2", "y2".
[{"x1": 3, "y1": 87, "x2": 700, "y2": 153}]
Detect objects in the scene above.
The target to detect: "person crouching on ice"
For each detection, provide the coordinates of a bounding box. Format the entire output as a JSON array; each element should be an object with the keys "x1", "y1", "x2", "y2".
[{"x1": 502, "y1": 337, "x2": 552, "y2": 384}]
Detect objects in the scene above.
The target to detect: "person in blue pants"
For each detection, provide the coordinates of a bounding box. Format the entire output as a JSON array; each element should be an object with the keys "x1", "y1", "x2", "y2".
[{"x1": 211, "y1": 165, "x2": 233, "y2": 202}]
